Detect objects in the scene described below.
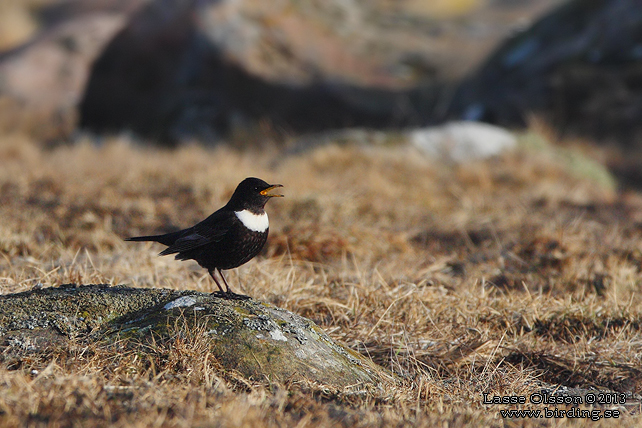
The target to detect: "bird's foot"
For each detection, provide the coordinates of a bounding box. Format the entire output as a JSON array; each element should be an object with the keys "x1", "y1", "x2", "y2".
[
  {"x1": 226, "y1": 291, "x2": 252, "y2": 300},
  {"x1": 210, "y1": 290, "x2": 251, "y2": 300}
]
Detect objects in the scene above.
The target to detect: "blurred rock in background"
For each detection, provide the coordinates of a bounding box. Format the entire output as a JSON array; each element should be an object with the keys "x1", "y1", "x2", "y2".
[
  {"x1": 78, "y1": 0, "x2": 428, "y2": 144},
  {"x1": 448, "y1": 0, "x2": 642, "y2": 148},
  {"x1": 10, "y1": 0, "x2": 642, "y2": 154},
  {"x1": 0, "y1": 0, "x2": 562, "y2": 146},
  {"x1": 0, "y1": 0, "x2": 149, "y2": 143}
]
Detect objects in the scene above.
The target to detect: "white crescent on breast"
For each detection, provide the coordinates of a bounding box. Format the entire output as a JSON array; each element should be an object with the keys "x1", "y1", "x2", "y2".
[{"x1": 235, "y1": 210, "x2": 269, "y2": 232}]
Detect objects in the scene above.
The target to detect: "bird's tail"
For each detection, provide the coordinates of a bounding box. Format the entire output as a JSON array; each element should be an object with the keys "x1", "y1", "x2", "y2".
[{"x1": 126, "y1": 230, "x2": 183, "y2": 246}]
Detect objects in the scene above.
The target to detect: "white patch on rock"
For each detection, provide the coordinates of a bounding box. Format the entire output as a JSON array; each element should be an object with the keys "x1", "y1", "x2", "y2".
[
  {"x1": 409, "y1": 121, "x2": 516, "y2": 163},
  {"x1": 269, "y1": 329, "x2": 288, "y2": 342},
  {"x1": 164, "y1": 296, "x2": 198, "y2": 310},
  {"x1": 235, "y1": 210, "x2": 268, "y2": 232}
]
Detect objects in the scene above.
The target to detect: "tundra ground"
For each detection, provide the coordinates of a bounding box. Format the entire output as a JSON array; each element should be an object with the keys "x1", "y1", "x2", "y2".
[{"x1": 0, "y1": 133, "x2": 641, "y2": 427}]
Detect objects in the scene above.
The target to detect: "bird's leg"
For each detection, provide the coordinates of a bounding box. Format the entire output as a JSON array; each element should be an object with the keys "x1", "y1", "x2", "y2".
[
  {"x1": 216, "y1": 269, "x2": 250, "y2": 300},
  {"x1": 217, "y1": 268, "x2": 231, "y2": 294},
  {"x1": 208, "y1": 269, "x2": 226, "y2": 294}
]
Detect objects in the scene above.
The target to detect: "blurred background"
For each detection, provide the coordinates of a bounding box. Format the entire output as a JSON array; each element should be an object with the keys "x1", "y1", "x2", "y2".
[
  {"x1": 1, "y1": 0, "x2": 641, "y2": 182},
  {"x1": 4, "y1": 2, "x2": 642, "y2": 425}
]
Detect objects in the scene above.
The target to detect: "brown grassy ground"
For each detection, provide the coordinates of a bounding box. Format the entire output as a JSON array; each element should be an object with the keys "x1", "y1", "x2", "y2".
[{"x1": 1, "y1": 132, "x2": 642, "y2": 426}]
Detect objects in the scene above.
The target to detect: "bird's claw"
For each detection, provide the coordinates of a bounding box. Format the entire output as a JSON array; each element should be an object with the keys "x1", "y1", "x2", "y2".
[{"x1": 210, "y1": 290, "x2": 251, "y2": 300}]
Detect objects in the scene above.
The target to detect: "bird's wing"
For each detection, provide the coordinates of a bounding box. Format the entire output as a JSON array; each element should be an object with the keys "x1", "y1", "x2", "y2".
[{"x1": 159, "y1": 210, "x2": 232, "y2": 255}]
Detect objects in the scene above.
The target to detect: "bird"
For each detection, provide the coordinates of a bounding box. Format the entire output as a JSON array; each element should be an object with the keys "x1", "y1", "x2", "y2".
[{"x1": 126, "y1": 177, "x2": 283, "y2": 296}]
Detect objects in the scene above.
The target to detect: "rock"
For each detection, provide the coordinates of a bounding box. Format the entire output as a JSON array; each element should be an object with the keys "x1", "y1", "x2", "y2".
[
  {"x1": 285, "y1": 122, "x2": 516, "y2": 163},
  {"x1": 0, "y1": 284, "x2": 394, "y2": 388},
  {"x1": 448, "y1": 0, "x2": 642, "y2": 146},
  {"x1": 73, "y1": 0, "x2": 558, "y2": 144},
  {"x1": 409, "y1": 121, "x2": 516, "y2": 163},
  {"x1": 77, "y1": 0, "x2": 429, "y2": 144},
  {"x1": 0, "y1": 1, "x2": 148, "y2": 143},
  {"x1": 0, "y1": 0, "x2": 561, "y2": 144}
]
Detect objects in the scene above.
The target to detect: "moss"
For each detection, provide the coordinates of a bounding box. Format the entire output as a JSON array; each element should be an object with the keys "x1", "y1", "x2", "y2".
[
  {"x1": 0, "y1": 284, "x2": 395, "y2": 388},
  {"x1": 232, "y1": 306, "x2": 253, "y2": 316},
  {"x1": 517, "y1": 131, "x2": 617, "y2": 191}
]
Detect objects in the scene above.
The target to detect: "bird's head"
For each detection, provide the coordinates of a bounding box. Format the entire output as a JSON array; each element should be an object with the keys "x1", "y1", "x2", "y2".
[{"x1": 228, "y1": 177, "x2": 283, "y2": 211}]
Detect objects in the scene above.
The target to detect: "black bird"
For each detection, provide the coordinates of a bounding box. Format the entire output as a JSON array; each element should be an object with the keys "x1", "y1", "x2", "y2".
[{"x1": 127, "y1": 177, "x2": 283, "y2": 295}]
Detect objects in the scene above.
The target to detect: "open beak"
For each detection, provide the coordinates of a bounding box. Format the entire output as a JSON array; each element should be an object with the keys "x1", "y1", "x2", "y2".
[{"x1": 260, "y1": 184, "x2": 284, "y2": 197}]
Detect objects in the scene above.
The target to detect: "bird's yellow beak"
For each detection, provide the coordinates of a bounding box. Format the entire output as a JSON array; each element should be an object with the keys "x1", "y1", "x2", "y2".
[{"x1": 260, "y1": 184, "x2": 284, "y2": 197}]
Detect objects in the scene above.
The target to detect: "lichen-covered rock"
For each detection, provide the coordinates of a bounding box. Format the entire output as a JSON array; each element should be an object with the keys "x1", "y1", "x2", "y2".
[{"x1": 0, "y1": 284, "x2": 395, "y2": 388}]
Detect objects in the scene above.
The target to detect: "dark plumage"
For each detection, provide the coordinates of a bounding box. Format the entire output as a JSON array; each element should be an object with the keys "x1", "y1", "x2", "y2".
[{"x1": 126, "y1": 177, "x2": 283, "y2": 295}]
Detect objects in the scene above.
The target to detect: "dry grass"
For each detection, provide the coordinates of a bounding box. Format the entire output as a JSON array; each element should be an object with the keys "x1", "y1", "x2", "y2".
[{"x1": 1, "y1": 131, "x2": 642, "y2": 426}]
